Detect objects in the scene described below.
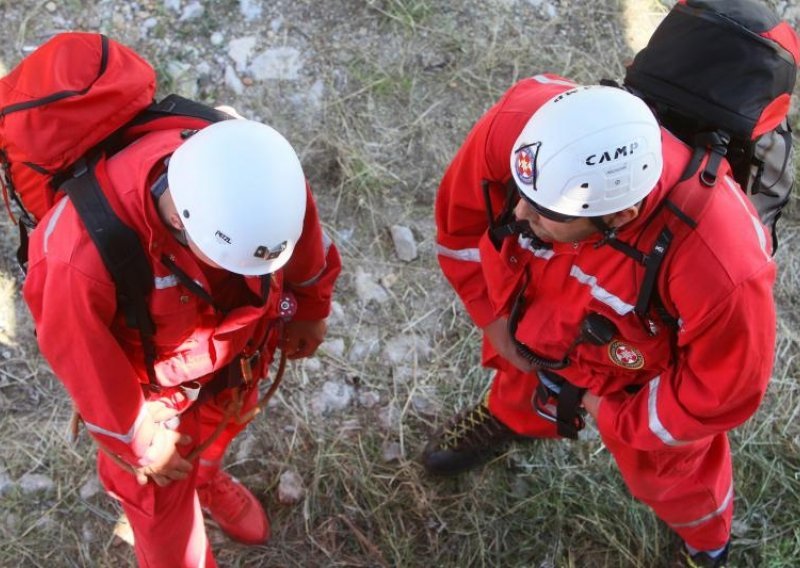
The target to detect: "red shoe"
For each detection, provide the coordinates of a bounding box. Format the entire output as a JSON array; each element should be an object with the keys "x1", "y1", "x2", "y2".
[{"x1": 197, "y1": 470, "x2": 270, "y2": 545}]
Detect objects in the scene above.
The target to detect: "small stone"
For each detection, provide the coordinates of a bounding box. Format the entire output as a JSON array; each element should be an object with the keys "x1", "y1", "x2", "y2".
[
  {"x1": 378, "y1": 403, "x2": 401, "y2": 432},
  {"x1": 240, "y1": 0, "x2": 263, "y2": 21},
  {"x1": 390, "y1": 225, "x2": 418, "y2": 261},
  {"x1": 304, "y1": 357, "x2": 322, "y2": 372},
  {"x1": 234, "y1": 432, "x2": 258, "y2": 463},
  {"x1": 79, "y1": 476, "x2": 102, "y2": 500},
  {"x1": 277, "y1": 470, "x2": 305, "y2": 504},
  {"x1": 381, "y1": 441, "x2": 403, "y2": 463},
  {"x1": 210, "y1": 32, "x2": 224, "y2": 46},
  {"x1": 358, "y1": 391, "x2": 380, "y2": 408},
  {"x1": 328, "y1": 301, "x2": 345, "y2": 325},
  {"x1": 354, "y1": 267, "x2": 389, "y2": 305},
  {"x1": 224, "y1": 65, "x2": 244, "y2": 95},
  {"x1": 228, "y1": 36, "x2": 257, "y2": 71},
  {"x1": 0, "y1": 469, "x2": 14, "y2": 496},
  {"x1": 410, "y1": 386, "x2": 439, "y2": 416},
  {"x1": 321, "y1": 338, "x2": 345, "y2": 358},
  {"x1": 82, "y1": 522, "x2": 97, "y2": 543},
  {"x1": 18, "y1": 473, "x2": 54, "y2": 494},
  {"x1": 348, "y1": 338, "x2": 380, "y2": 362},
  {"x1": 45, "y1": 2, "x2": 56, "y2": 12},
  {"x1": 250, "y1": 47, "x2": 304, "y2": 81},
  {"x1": 382, "y1": 334, "x2": 432, "y2": 365},
  {"x1": 164, "y1": 0, "x2": 181, "y2": 12},
  {"x1": 242, "y1": 76, "x2": 254, "y2": 86},
  {"x1": 179, "y1": 1, "x2": 204, "y2": 21},
  {"x1": 311, "y1": 381, "x2": 354, "y2": 415}
]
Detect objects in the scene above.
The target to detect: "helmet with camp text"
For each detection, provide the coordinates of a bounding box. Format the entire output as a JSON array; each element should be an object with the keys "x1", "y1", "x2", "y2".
[
  {"x1": 510, "y1": 85, "x2": 663, "y2": 217},
  {"x1": 168, "y1": 119, "x2": 307, "y2": 276}
]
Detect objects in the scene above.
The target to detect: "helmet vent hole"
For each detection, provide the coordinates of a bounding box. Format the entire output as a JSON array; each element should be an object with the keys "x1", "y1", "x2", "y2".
[
  {"x1": 642, "y1": 164, "x2": 648, "y2": 170},
  {"x1": 582, "y1": 203, "x2": 589, "y2": 209},
  {"x1": 182, "y1": 209, "x2": 190, "y2": 218},
  {"x1": 581, "y1": 183, "x2": 589, "y2": 188}
]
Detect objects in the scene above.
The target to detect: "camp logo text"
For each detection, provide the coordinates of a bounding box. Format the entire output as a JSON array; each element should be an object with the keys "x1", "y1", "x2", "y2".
[{"x1": 585, "y1": 141, "x2": 638, "y2": 166}]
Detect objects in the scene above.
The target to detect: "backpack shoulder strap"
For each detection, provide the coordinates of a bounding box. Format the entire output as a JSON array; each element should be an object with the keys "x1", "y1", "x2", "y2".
[{"x1": 61, "y1": 159, "x2": 159, "y2": 388}]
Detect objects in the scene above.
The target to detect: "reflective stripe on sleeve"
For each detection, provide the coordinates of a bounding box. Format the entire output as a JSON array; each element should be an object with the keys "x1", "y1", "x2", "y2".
[
  {"x1": 647, "y1": 376, "x2": 684, "y2": 447},
  {"x1": 43, "y1": 198, "x2": 70, "y2": 253},
  {"x1": 83, "y1": 404, "x2": 149, "y2": 445},
  {"x1": 436, "y1": 244, "x2": 480, "y2": 262},
  {"x1": 724, "y1": 176, "x2": 770, "y2": 260}
]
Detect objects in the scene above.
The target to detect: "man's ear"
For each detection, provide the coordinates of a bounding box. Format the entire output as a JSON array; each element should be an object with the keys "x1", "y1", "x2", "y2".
[{"x1": 609, "y1": 204, "x2": 641, "y2": 229}]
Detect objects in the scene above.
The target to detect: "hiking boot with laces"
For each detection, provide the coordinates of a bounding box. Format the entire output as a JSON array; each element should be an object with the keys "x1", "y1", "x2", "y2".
[
  {"x1": 197, "y1": 470, "x2": 270, "y2": 545},
  {"x1": 422, "y1": 399, "x2": 522, "y2": 476},
  {"x1": 676, "y1": 542, "x2": 730, "y2": 568}
]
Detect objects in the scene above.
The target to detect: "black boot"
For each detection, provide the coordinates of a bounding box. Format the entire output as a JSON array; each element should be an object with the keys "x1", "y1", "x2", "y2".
[
  {"x1": 422, "y1": 399, "x2": 522, "y2": 476},
  {"x1": 676, "y1": 542, "x2": 730, "y2": 568}
]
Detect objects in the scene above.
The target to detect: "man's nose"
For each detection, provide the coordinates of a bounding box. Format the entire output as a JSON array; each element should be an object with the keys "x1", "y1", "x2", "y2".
[{"x1": 514, "y1": 199, "x2": 538, "y2": 221}]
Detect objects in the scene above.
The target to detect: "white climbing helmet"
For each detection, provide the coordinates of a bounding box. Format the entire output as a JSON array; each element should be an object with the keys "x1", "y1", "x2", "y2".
[
  {"x1": 510, "y1": 85, "x2": 663, "y2": 217},
  {"x1": 168, "y1": 119, "x2": 307, "y2": 275}
]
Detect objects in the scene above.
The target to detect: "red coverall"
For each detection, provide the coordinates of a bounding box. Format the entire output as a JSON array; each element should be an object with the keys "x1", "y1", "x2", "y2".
[
  {"x1": 435, "y1": 74, "x2": 776, "y2": 550},
  {"x1": 23, "y1": 128, "x2": 341, "y2": 567}
]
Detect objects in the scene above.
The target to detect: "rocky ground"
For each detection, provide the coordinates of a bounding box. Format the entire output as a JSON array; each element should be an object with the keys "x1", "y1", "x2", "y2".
[{"x1": 1, "y1": 1, "x2": 799, "y2": 567}]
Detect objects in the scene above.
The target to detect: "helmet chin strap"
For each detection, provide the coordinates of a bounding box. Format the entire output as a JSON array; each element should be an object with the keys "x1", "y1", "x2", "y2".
[{"x1": 590, "y1": 216, "x2": 618, "y2": 248}]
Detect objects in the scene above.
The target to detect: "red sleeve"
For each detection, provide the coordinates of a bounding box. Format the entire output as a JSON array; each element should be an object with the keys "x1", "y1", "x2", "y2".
[
  {"x1": 598, "y1": 223, "x2": 776, "y2": 450},
  {"x1": 23, "y1": 256, "x2": 156, "y2": 465},
  {"x1": 435, "y1": 76, "x2": 574, "y2": 327},
  {"x1": 282, "y1": 184, "x2": 342, "y2": 320}
]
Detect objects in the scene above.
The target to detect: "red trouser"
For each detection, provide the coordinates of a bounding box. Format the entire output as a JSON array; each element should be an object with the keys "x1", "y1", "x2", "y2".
[
  {"x1": 97, "y1": 385, "x2": 261, "y2": 568},
  {"x1": 487, "y1": 366, "x2": 733, "y2": 551}
]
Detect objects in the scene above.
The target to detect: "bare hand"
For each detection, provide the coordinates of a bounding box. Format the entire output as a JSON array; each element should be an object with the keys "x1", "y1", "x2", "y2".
[
  {"x1": 282, "y1": 319, "x2": 327, "y2": 359},
  {"x1": 582, "y1": 391, "x2": 602, "y2": 420},
  {"x1": 135, "y1": 426, "x2": 193, "y2": 487},
  {"x1": 482, "y1": 318, "x2": 537, "y2": 374}
]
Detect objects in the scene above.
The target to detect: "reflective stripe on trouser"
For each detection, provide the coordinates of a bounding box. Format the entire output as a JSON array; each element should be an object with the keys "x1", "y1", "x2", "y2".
[
  {"x1": 96, "y1": 383, "x2": 262, "y2": 567},
  {"x1": 485, "y1": 365, "x2": 732, "y2": 550},
  {"x1": 601, "y1": 430, "x2": 733, "y2": 551}
]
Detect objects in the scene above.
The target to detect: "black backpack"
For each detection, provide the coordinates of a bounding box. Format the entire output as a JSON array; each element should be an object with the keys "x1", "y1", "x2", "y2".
[{"x1": 622, "y1": 0, "x2": 799, "y2": 252}]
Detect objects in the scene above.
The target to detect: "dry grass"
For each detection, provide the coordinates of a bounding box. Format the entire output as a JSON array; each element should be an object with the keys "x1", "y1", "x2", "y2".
[{"x1": 0, "y1": 0, "x2": 799, "y2": 566}]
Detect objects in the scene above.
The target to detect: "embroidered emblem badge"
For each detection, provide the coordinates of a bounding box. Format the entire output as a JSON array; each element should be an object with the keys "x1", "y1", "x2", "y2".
[
  {"x1": 608, "y1": 340, "x2": 645, "y2": 370},
  {"x1": 515, "y1": 146, "x2": 535, "y2": 184}
]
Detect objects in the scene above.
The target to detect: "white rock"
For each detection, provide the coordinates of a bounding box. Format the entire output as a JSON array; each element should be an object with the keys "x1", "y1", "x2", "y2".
[
  {"x1": 79, "y1": 476, "x2": 102, "y2": 500},
  {"x1": 0, "y1": 469, "x2": 14, "y2": 496},
  {"x1": 303, "y1": 357, "x2": 322, "y2": 372},
  {"x1": 179, "y1": 1, "x2": 204, "y2": 21},
  {"x1": 328, "y1": 301, "x2": 345, "y2": 325},
  {"x1": 378, "y1": 403, "x2": 400, "y2": 432},
  {"x1": 82, "y1": 522, "x2": 96, "y2": 543},
  {"x1": 311, "y1": 381, "x2": 354, "y2": 415},
  {"x1": 142, "y1": 17, "x2": 158, "y2": 30},
  {"x1": 45, "y1": 1, "x2": 56, "y2": 11},
  {"x1": 250, "y1": 47, "x2": 304, "y2": 81},
  {"x1": 166, "y1": 60, "x2": 198, "y2": 98},
  {"x1": 390, "y1": 225, "x2": 418, "y2": 261},
  {"x1": 277, "y1": 469, "x2": 305, "y2": 504},
  {"x1": 348, "y1": 338, "x2": 380, "y2": 362},
  {"x1": 321, "y1": 337, "x2": 345, "y2": 358},
  {"x1": 410, "y1": 386, "x2": 440, "y2": 416},
  {"x1": 270, "y1": 16, "x2": 284, "y2": 32},
  {"x1": 164, "y1": 0, "x2": 181, "y2": 12},
  {"x1": 210, "y1": 32, "x2": 224, "y2": 46},
  {"x1": 381, "y1": 441, "x2": 403, "y2": 463},
  {"x1": 354, "y1": 267, "x2": 389, "y2": 304},
  {"x1": 382, "y1": 334, "x2": 432, "y2": 365},
  {"x1": 234, "y1": 432, "x2": 258, "y2": 463},
  {"x1": 18, "y1": 473, "x2": 54, "y2": 494},
  {"x1": 358, "y1": 390, "x2": 380, "y2": 408},
  {"x1": 224, "y1": 65, "x2": 244, "y2": 95},
  {"x1": 228, "y1": 36, "x2": 257, "y2": 71},
  {"x1": 239, "y1": 0, "x2": 263, "y2": 21}
]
